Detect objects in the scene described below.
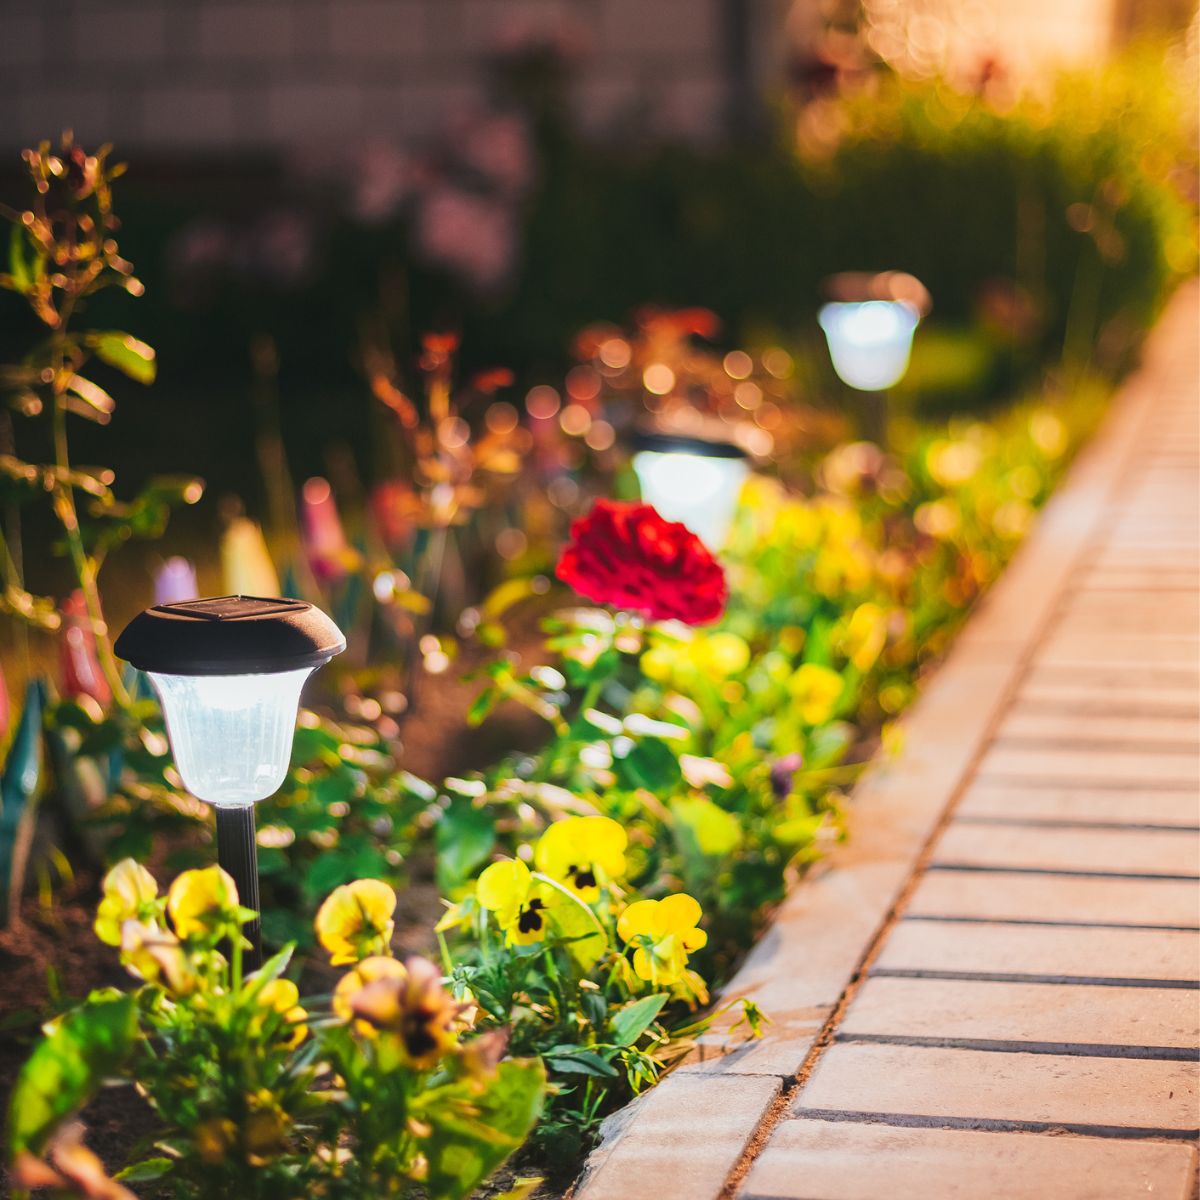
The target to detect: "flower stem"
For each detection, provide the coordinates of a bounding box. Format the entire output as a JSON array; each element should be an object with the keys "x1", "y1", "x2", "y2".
[{"x1": 49, "y1": 335, "x2": 130, "y2": 708}]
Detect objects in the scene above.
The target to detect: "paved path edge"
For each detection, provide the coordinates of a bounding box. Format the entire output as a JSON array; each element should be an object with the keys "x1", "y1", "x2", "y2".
[{"x1": 572, "y1": 297, "x2": 1185, "y2": 1200}]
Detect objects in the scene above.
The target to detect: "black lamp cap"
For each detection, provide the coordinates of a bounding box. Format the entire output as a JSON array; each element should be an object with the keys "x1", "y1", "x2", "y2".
[
  {"x1": 629, "y1": 431, "x2": 748, "y2": 460},
  {"x1": 115, "y1": 595, "x2": 347, "y2": 676}
]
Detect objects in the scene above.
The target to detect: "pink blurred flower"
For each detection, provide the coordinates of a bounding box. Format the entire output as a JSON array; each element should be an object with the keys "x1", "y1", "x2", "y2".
[
  {"x1": 60, "y1": 591, "x2": 111, "y2": 706},
  {"x1": 351, "y1": 141, "x2": 416, "y2": 223},
  {"x1": 457, "y1": 113, "x2": 535, "y2": 198},
  {"x1": 302, "y1": 477, "x2": 358, "y2": 581},
  {"x1": 154, "y1": 557, "x2": 199, "y2": 606},
  {"x1": 414, "y1": 185, "x2": 516, "y2": 295}
]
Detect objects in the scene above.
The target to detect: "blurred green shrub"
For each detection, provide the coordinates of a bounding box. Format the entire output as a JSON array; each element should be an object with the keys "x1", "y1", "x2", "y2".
[{"x1": 495, "y1": 45, "x2": 1195, "y2": 387}]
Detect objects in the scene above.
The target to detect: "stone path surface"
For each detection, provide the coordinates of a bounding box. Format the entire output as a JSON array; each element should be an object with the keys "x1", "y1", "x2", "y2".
[{"x1": 575, "y1": 283, "x2": 1200, "y2": 1200}]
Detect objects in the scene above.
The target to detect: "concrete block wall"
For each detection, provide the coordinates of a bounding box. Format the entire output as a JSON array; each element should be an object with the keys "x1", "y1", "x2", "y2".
[{"x1": 1, "y1": 0, "x2": 746, "y2": 155}]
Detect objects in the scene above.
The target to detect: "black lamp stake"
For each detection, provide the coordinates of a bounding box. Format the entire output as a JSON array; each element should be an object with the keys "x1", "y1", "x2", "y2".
[{"x1": 215, "y1": 805, "x2": 263, "y2": 970}]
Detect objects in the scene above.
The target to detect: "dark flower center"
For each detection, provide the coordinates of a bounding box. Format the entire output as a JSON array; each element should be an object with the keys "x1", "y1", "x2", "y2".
[
  {"x1": 568, "y1": 864, "x2": 598, "y2": 890},
  {"x1": 518, "y1": 898, "x2": 546, "y2": 933},
  {"x1": 402, "y1": 1010, "x2": 441, "y2": 1059}
]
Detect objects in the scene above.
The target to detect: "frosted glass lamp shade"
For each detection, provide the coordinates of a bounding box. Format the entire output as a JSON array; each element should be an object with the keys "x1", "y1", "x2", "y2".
[
  {"x1": 818, "y1": 300, "x2": 920, "y2": 392},
  {"x1": 115, "y1": 595, "x2": 346, "y2": 808},
  {"x1": 148, "y1": 668, "x2": 313, "y2": 806},
  {"x1": 632, "y1": 443, "x2": 750, "y2": 549}
]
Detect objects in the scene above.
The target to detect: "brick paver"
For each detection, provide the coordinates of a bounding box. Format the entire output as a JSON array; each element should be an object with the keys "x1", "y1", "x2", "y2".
[
  {"x1": 797, "y1": 1044, "x2": 1198, "y2": 1133},
  {"x1": 740, "y1": 1121, "x2": 1196, "y2": 1200},
  {"x1": 576, "y1": 285, "x2": 1200, "y2": 1199},
  {"x1": 873, "y1": 920, "x2": 1200, "y2": 981}
]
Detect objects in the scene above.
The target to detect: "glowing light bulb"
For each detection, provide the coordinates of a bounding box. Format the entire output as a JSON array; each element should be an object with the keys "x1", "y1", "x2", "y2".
[{"x1": 818, "y1": 300, "x2": 920, "y2": 392}]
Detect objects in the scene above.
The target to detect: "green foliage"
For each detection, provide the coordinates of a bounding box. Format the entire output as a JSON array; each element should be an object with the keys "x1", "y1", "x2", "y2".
[
  {"x1": 454, "y1": 46, "x2": 1195, "y2": 392},
  {"x1": 7, "y1": 991, "x2": 136, "y2": 1158}
]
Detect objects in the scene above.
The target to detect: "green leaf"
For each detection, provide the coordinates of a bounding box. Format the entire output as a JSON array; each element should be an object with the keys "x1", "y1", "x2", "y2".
[
  {"x1": 86, "y1": 332, "x2": 157, "y2": 384},
  {"x1": 115, "y1": 1156, "x2": 174, "y2": 1183},
  {"x1": 7, "y1": 223, "x2": 37, "y2": 294},
  {"x1": 580, "y1": 988, "x2": 608, "y2": 1028},
  {"x1": 436, "y1": 798, "x2": 496, "y2": 892},
  {"x1": 806, "y1": 721, "x2": 853, "y2": 770},
  {"x1": 613, "y1": 736, "x2": 683, "y2": 792},
  {"x1": 245, "y1": 944, "x2": 295, "y2": 992},
  {"x1": 467, "y1": 686, "x2": 501, "y2": 727},
  {"x1": 543, "y1": 1049, "x2": 619, "y2": 1077},
  {"x1": 673, "y1": 796, "x2": 742, "y2": 857},
  {"x1": 6, "y1": 992, "x2": 137, "y2": 1157},
  {"x1": 610, "y1": 993, "x2": 669, "y2": 1047},
  {"x1": 771, "y1": 813, "x2": 825, "y2": 847},
  {"x1": 419, "y1": 1059, "x2": 545, "y2": 1200},
  {"x1": 301, "y1": 844, "x2": 388, "y2": 902}
]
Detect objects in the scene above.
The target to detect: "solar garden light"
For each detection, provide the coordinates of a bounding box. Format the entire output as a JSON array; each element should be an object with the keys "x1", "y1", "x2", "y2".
[
  {"x1": 630, "y1": 431, "x2": 750, "y2": 550},
  {"x1": 115, "y1": 596, "x2": 345, "y2": 969},
  {"x1": 817, "y1": 272, "x2": 930, "y2": 441}
]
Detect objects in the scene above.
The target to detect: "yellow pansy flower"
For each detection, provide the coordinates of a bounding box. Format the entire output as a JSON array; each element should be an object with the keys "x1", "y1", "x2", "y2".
[
  {"x1": 789, "y1": 663, "x2": 845, "y2": 726},
  {"x1": 476, "y1": 859, "x2": 554, "y2": 946},
  {"x1": 839, "y1": 602, "x2": 888, "y2": 673},
  {"x1": 256, "y1": 978, "x2": 308, "y2": 1048},
  {"x1": 243, "y1": 1090, "x2": 289, "y2": 1167},
  {"x1": 95, "y1": 859, "x2": 159, "y2": 946},
  {"x1": 315, "y1": 879, "x2": 396, "y2": 965},
  {"x1": 533, "y1": 816, "x2": 627, "y2": 903},
  {"x1": 993, "y1": 499, "x2": 1033, "y2": 539},
  {"x1": 1030, "y1": 410, "x2": 1067, "y2": 458},
  {"x1": 194, "y1": 1117, "x2": 237, "y2": 1165},
  {"x1": 617, "y1": 893, "x2": 707, "y2": 986},
  {"x1": 167, "y1": 865, "x2": 240, "y2": 941},
  {"x1": 643, "y1": 631, "x2": 750, "y2": 693},
  {"x1": 774, "y1": 501, "x2": 821, "y2": 551}
]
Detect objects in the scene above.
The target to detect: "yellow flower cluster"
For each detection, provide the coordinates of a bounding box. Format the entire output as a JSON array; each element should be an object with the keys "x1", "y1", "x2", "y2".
[
  {"x1": 641, "y1": 630, "x2": 751, "y2": 693},
  {"x1": 312, "y1": 879, "x2": 472, "y2": 1071},
  {"x1": 94, "y1": 860, "x2": 251, "y2": 994},
  {"x1": 93, "y1": 859, "x2": 307, "y2": 1046},
  {"x1": 471, "y1": 816, "x2": 709, "y2": 991}
]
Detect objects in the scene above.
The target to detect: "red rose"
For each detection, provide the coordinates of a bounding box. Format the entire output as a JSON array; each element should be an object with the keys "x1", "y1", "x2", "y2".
[{"x1": 555, "y1": 500, "x2": 727, "y2": 626}]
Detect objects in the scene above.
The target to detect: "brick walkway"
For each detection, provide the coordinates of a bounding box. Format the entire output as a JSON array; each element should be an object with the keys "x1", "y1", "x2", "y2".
[{"x1": 576, "y1": 283, "x2": 1200, "y2": 1200}]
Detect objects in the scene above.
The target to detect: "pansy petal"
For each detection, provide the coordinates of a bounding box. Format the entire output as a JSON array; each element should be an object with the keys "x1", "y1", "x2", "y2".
[
  {"x1": 658, "y1": 892, "x2": 703, "y2": 934},
  {"x1": 617, "y1": 899, "x2": 659, "y2": 942},
  {"x1": 476, "y1": 859, "x2": 531, "y2": 912}
]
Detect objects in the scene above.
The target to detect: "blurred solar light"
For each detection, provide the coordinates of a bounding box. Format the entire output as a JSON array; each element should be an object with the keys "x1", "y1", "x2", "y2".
[
  {"x1": 631, "y1": 432, "x2": 750, "y2": 549},
  {"x1": 818, "y1": 271, "x2": 930, "y2": 392}
]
